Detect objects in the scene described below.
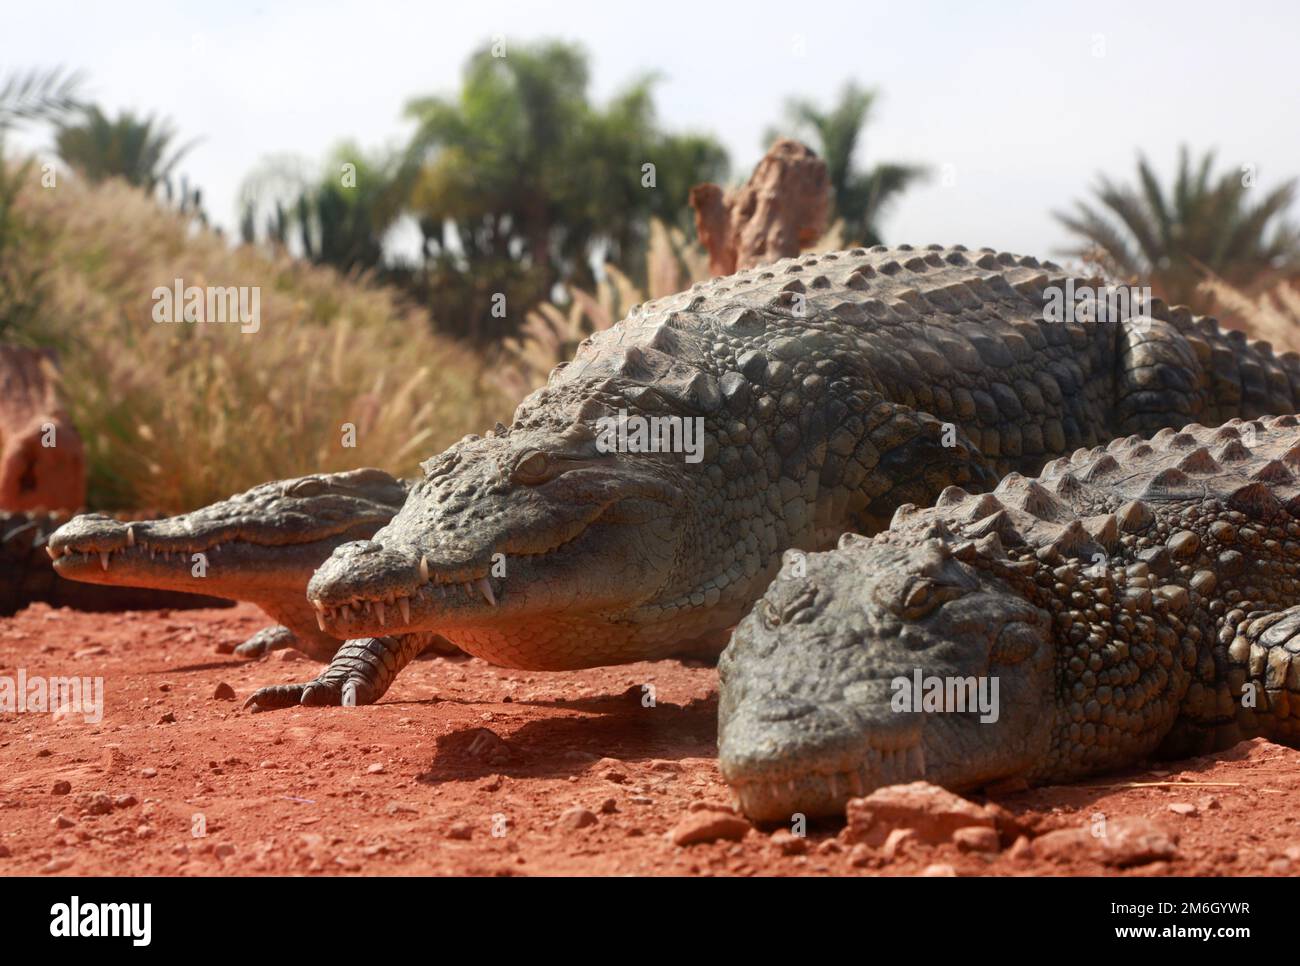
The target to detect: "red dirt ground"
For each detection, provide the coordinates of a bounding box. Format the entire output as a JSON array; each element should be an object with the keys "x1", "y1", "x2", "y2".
[{"x1": 1, "y1": 601, "x2": 1297, "y2": 876}]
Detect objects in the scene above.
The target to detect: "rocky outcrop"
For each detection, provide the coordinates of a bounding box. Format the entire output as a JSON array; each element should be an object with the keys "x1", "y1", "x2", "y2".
[
  {"x1": 690, "y1": 138, "x2": 829, "y2": 276},
  {"x1": 0, "y1": 345, "x2": 85, "y2": 512}
]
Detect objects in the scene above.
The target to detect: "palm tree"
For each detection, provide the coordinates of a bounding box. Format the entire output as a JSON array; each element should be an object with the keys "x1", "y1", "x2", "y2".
[
  {"x1": 0, "y1": 67, "x2": 83, "y2": 133},
  {"x1": 55, "y1": 106, "x2": 196, "y2": 194},
  {"x1": 767, "y1": 83, "x2": 927, "y2": 246},
  {"x1": 1055, "y1": 147, "x2": 1300, "y2": 308}
]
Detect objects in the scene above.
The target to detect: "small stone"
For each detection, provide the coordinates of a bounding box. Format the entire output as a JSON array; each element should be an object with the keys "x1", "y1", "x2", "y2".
[
  {"x1": 52, "y1": 814, "x2": 75, "y2": 829},
  {"x1": 446, "y1": 822, "x2": 473, "y2": 841},
  {"x1": 1008, "y1": 835, "x2": 1035, "y2": 861},
  {"x1": 921, "y1": 863, "x2": 957, "y2": 877},
  {"x1": 212, "y1": 682, "x2": 236, "y2": 701},
  {"x1": 278, "y1": 649, "x2": 303, "y2": 662},
  {"x1": 1167, "y1": 802, "x2": 1197, "y2": 817},
  {"x1": 214, "y1": 843, "x2": 236, "y2": 859},
  {"x1": 1033, "y1": 827, "x2": 1093, "y2": 862},
  {"x1": 953, "y1": 826, "x2": 1001, "y2": 853},
  {"x1": 688, "y1": 800, "x2": 736, "y2": 813},
  {"x1": 599, "y1": 798, "x2": 618, "y2": 814},
  {"x1": 669, "y1": 809, "x2": 751, "y2": 846},
  {"x1": 51, "y1": 780, "x2": 71, "y2": 795},
  {"x1": 557, "y1": 807, "x2": 598, "y2": 831},
  {"x1": 113, "y1": 794, "x2": 138, "y2": 809},
  {"x1": 0, "y1": 844, "x2": 11, "y2": 858},
  {"x1": 82, "y1": 792, "x2": 113, "y2": 815},
  {"x1": 769, "y1": 829, "x2": 809, "y2": 855},
  {"x1": 366, "y1": 763, "x2": 385, "y2": 774},
  {"x1": 882, "y1": 827, "x2": 918, "y2": 861},
  {"x1": 1101, "y1": 818, "x2": 1179, "y2": 867},
  {"x1": 848, "y1": 843, "x2": 875, "y2": 868},
  {"x1": 156, "y1": 711, "x2": 176, "y2": 724},
  {"x1": 140, "y1": 767, "x2": 158, "y2": 779},
  {"x1": 845, "y1": 781, "x2": 997, "y2": 845},
  {"x1": 40, "y1": 857, "x2": 75, "y2": 873}
]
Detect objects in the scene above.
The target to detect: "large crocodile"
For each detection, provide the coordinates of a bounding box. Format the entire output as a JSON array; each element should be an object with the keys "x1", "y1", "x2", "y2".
[
  {"x1": 47, "y1": 469, "x2": 412, "y2": 660},
  {"x1": 720, "y1": 416, "x2": 1300, "y2": 821},
  {"x1": 249, "y1": 244, "x2": 1300, "y2": 709},
  {"x1": 2, "y1": 509, "x2": 232, "y2": 617}
]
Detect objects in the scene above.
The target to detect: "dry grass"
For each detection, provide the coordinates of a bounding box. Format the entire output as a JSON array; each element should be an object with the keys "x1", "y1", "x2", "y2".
[
  {"x1": 9, "y1": 169, "x2": 508, "y2": 510},
  {"x1": 1200, "y1": 274, "x2": 1300, "y2": 353}
]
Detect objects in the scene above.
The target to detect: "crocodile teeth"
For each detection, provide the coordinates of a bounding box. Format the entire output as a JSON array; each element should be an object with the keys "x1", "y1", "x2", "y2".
[
  {"x1": 463, "y1": 582, "x2": 472, "y2": 598},
  {"x1": 46, "y1": 545, "x2": 58, "y2": 560},
  {"x1": 419, "y1": 556, "x2": 430, "y2": 584},
  {"x1": 849, "y1": 769, "x2": 864, "y2": 797},
  {"x1": 476, "y1": 577, "x2": 497, "y2": 607},
  {"x1": 398, "y1": 596, "x2": 411, "y2": 624},
  {"x1": 126, "y1": 526, "x2": 135, "y2": 547},
  {"x1": 99, "y1": 551, "x2": 110, "y2": 571},
  {"x1": 375, "y1": 601, "x2": 386, "y2": 627},
  {"x1": 150, "y1": 545, "x2": 157, "y2": 560},
  {"x1": 827, "y1": 772, "x2": 838, "y2": 800},
  {"x1": 316, "y1": 611, "x2": 328, "y2": 632}
]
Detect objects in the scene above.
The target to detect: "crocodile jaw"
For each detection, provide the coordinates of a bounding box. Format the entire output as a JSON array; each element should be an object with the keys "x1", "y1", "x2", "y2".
[
  {"x1": 305, "y1": 495, "x2": 706, "y2": 668},
  {"x1": 718, "y1": 540, "x2": 1055, "y2": 821},
  {"x1": 305, "y1": 433, "x2": 715, "y2": 667},
  {"x1": 49, "y1": 516, "x2": 374, "y2": 596}
]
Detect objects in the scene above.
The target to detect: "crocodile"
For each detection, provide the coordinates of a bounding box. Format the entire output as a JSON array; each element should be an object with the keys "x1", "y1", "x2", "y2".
[
  {"x1": 47, "y1": 469, "x2": 413, "y2": 660},
  {"x1": 249, "y1": 243, "x2": 1300, "y2": 708},
  {"x1": 719, "y1": 416, "x2": 1300, "y2": 821},
  {"x1": 2, "y1": 509, "x2": 232, "y2": 616}
]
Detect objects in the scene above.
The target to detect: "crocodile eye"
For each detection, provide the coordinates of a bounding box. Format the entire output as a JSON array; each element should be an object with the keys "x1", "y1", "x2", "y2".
[
  {"x1": 286, "y1": 478, "x2": 327, "y2": 498},
  {"x1": 896, "y1": 578, "x2": 967, "y2": 619},
  {"x1": 903, "y1": 582, "x2": 932, "y2": 611},
  {"x1": 512, "y1": 451, "x2": 551, "y2": 484}
]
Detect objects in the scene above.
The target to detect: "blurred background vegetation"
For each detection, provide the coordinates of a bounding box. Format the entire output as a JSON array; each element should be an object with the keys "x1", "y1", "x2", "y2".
[{"x1": 1, "y1": 40, "x2": 1298, "y2": 511}]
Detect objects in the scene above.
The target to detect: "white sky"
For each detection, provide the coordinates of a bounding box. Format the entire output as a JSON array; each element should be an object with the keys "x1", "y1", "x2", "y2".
[{"x1": 5, "y1": 0, "x2": 1299, "y2": 259}]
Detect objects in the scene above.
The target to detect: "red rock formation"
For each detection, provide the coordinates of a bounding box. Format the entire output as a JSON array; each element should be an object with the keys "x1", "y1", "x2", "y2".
[
  {"x1": 0, "y1": 345, "x2": 86, "y2": 512},
  {"x1": 690, "y1": 139, "x2": 830, "y2": 276}
]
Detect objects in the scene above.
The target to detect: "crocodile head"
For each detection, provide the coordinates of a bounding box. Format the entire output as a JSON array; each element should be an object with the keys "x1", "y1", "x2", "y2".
[
  {"x1": 718, "y1": 532, "x2": 1054, "y2": 822},
  {"x1": 49, "y1": 468, "x2": 407, "y2": 653},
  {"x1": 306, "y1": 383, "x2": 729, "y2": 669}
]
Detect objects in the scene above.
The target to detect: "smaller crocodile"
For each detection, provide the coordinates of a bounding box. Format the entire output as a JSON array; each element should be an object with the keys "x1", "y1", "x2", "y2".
[
  {"x1": 719, "y1": 416, "x2": 1300, "y2": 821},
  {"x1": 47, "y1": 469, "x2": 410, "y2": 660},
  {"x1": 2, "y1": 509, "x2": 232, "y2": 616}
]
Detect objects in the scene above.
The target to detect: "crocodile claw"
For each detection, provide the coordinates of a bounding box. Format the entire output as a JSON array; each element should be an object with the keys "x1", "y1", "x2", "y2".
[{"x1": 244, "y1": 670, "x2": 377, "y2": 712}]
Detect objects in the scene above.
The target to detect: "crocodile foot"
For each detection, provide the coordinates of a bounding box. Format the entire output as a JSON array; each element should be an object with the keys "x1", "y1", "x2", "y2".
[
  {"x1": 218, "y1": 624, "x2": 297, "y2": 659},
  {"x1": 244, "y1": 634, "x2": 429, "y2": 712}
]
